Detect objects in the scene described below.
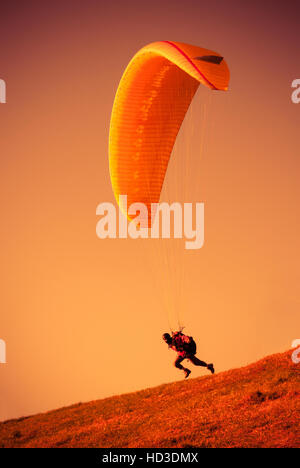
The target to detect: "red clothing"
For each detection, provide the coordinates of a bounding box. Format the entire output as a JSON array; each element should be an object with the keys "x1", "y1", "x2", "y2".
[
  {"x1": 171, "y1": 333, "x2": 190, "y2": 356},
  {"x1": 171, "y1": 345, "x2": 186, "y2": 357}
]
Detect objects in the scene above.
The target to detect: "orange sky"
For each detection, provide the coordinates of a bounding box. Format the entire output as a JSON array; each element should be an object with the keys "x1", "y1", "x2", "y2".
[{"x1": 1, "y1": 0, "x2": 300, "y2": 421}]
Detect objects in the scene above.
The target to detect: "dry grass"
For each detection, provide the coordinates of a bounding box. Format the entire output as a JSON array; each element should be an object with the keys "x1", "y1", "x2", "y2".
[{"x1": 0, "y1": 350, "x2": 299, "y2": 448}]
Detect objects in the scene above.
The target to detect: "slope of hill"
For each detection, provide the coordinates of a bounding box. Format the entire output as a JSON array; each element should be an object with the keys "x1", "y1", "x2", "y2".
[{"x1": 0, "y1": 350, "x2": 299, "y2": 448}]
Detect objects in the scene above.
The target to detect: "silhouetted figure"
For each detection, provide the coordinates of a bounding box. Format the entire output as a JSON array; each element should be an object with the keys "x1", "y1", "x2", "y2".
[{"x1": 162, "y1": 331, "x2": 214, "y2": 379}]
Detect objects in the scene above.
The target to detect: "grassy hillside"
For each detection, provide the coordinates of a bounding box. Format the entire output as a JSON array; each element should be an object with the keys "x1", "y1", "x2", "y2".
[{"x1": 0, "y1": 350, "x2": 299, "y2": 448}]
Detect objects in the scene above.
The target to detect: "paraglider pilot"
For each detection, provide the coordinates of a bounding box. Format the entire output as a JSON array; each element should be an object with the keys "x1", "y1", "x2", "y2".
[{"x1": 163, "y1": 331, "x2": 215, "y2": 379}]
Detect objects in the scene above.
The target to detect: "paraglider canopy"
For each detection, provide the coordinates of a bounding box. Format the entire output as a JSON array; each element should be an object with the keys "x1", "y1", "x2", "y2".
[{"x1": 109, "y1": 41, "x2": 230, "y2": 226}]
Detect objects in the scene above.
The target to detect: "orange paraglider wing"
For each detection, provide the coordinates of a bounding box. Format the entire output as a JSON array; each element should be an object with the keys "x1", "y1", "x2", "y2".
[{"x1": 109, "y1": 41, "x2": 230, "y2": 226}]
